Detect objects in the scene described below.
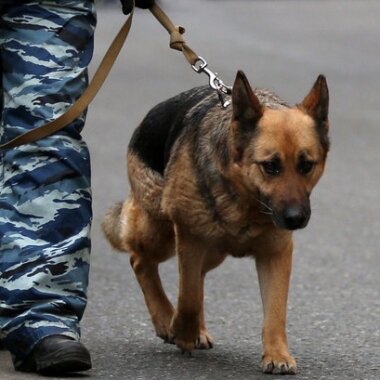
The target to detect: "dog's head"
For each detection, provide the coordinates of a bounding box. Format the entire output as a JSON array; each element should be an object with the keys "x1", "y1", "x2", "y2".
[{"x1": 229, "y1": 71, "x2": 329, "y2": 230}]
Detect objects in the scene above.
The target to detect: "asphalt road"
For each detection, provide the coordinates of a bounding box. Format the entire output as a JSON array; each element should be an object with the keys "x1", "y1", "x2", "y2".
[{"x1": 1, "y1": 1, "x2": 379, "y2": 379}]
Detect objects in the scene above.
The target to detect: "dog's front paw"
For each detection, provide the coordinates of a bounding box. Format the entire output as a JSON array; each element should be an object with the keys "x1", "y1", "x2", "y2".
[
  {"x1": 262, "y1": 352, "x2": 297, "y2": 375},
  {"x1": 170, "y1": 312, "x2": 199, "y2": 352},
  {"x1": 175, "y1": 338, "x2": 196, "y2": 353},
  {"x1": 196, "y1": 329, "x2": 214, "y2": 349},
  {"x1": 170, "y1": 312, "x2": 214, "y2": 352},
  {"x1": 172, "y1": 330, "x2": 214, "y2": 352}
]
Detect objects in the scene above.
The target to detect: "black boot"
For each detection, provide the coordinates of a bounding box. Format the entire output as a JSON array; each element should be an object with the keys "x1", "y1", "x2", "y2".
[{"x1": 16, "y1": 335, "x2": 92, "y2": 375}]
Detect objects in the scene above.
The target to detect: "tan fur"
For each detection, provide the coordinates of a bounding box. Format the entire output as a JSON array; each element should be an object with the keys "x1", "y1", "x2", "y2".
[{"x1": 102, "y1": 71, "x2": 330, "y2": 374}]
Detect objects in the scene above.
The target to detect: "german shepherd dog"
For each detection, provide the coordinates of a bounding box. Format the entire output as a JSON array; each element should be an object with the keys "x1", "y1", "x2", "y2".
[{"x1": 102, "y1": 71, "x2": 329, "y2": 374}]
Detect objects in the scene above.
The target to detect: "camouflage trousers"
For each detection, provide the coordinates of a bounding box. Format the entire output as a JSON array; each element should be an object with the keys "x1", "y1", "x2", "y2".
[{"x1": 0, "y1": 0, "x2": 96, "y2": 368}]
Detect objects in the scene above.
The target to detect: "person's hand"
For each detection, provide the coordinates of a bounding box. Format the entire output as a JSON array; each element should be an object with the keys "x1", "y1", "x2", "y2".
[
  {"x1": 120, "y1": 0, "x2": 155, "y2": 15},
  {"x1": 135, "y1": 0, "x2": 155, "y2": 9}
]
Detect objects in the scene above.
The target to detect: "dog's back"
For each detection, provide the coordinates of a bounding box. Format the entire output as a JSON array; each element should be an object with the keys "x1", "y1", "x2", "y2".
[{"x1": 128, "y1": 86, "x2": 217, "y2": 176}]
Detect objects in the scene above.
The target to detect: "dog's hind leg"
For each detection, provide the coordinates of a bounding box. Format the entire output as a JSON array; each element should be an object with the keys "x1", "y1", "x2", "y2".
[
  {"x1": 127, "y1": 201, "x2": 176, "y2": 343},
  {"x1": 130, "y1": 253, "x2": 175, "y2": 342}
]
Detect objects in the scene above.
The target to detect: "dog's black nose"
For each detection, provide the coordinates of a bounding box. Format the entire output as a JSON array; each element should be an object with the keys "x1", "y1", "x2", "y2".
[{"x1": 282, "y1": 206, "x2": 309, "y2": 230}]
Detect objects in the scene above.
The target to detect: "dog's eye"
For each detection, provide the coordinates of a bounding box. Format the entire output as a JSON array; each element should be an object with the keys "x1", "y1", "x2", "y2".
[
  {"x1": 298, "y1": 160, "x2": 315, "y2": 175},
  {"x1": 261, "y1": 160, "x2": 282, "y2": 176}
]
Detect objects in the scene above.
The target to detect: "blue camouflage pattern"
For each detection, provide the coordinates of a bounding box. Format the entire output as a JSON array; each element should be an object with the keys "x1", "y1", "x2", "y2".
[{"x1": 0, "y1": 0, "x2": 96, "y2": 368}]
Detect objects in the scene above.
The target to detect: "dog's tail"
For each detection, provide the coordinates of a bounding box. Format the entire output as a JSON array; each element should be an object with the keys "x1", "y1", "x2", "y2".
[{"x1": 102, "y1": 202, "x2": 126, "y2": 252}]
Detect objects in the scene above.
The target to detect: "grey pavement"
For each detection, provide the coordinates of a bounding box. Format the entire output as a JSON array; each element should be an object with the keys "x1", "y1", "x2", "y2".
[{"x1": 1, "y1": 0, "x2": 380, "y2": 379}]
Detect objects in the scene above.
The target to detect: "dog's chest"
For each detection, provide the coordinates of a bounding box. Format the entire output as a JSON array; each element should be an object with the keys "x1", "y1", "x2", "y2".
[{"x1": 206, "y1": 222, "x2": 273, "y2": 258}]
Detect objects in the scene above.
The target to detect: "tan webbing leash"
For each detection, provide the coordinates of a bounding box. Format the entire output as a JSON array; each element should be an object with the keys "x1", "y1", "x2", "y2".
[
  {"x1": 0, "y1": 7, "x2": 135, "y2": 151},
  {"x1": 0, "y1": 2, "x2": 230, "y2": 151},
  {"x1": 150, "y1": 3, "x2": 232, "y2": 107},
  {"x1": 149, "y1": 4, "x2": 199, "y2": 66}
]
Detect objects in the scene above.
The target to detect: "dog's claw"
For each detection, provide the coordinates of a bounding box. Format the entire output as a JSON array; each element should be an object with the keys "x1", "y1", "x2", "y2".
[
  {"x1": 263, "y1": 362, "x2": 274, "y2": 374},
  {"x1": 262, "y1": 353, "x2": 297, "y2": 375},
  {"x1": 162, "y1": 335, "x2": 175, "y2": 345},
  {"x1": 195, "y1": 332, "x2": 214, "y2": 349},
  {"x1": 180, "y1": 349, "x2": 192, "y2": 357}
]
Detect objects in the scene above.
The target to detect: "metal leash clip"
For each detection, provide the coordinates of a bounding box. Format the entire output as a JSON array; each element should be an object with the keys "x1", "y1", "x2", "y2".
[{"x1": 191, "y1": 57, "x2": 232, "y2": 108}]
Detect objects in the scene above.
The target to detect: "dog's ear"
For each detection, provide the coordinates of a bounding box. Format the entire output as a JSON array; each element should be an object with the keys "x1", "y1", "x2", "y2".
[
  {"x1": 300, "y1": 75, "x2": 329, "y2": 124},
  {"x1": 232, "y1": 70, "x2": 263, "y2": 124}
]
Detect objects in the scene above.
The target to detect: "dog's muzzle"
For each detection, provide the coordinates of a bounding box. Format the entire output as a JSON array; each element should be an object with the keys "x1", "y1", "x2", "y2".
[{"x1": 273, "y1": 204, "x2": 311, "y2": 231}]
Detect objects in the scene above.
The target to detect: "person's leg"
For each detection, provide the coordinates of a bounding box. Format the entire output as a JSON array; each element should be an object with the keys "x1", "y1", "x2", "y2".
[{"x1": 0, "y1": 0, "x2": 96, "y2": 371}]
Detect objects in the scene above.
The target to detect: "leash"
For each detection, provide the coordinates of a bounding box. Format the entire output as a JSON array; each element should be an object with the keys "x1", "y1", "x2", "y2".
[
  {"x1": 149, "y1": 4, "x2": 232, "y2": 107},
  {"x1": 0, "y1": 2, "x2": 231, "y2": 150}
]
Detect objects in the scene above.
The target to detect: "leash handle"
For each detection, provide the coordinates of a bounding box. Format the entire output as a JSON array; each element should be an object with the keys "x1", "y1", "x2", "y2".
[
  {"x1": 150, "y1": 4, "x2": 231, "y2": 108},
  {"x1": 0, "y1": 5, "x2": 135, "y2": 150},
  {"x1": 149, "y1": 3, "x2": 199, "y2": 66}
]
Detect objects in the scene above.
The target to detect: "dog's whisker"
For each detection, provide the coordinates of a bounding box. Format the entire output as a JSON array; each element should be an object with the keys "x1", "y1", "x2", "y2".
[
  {"x1": 255, "y1": 198, "x2": 273, "y2": 212},
  {"x1": 311, "y1": 205, "x2": 326, "y2": 212}
]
